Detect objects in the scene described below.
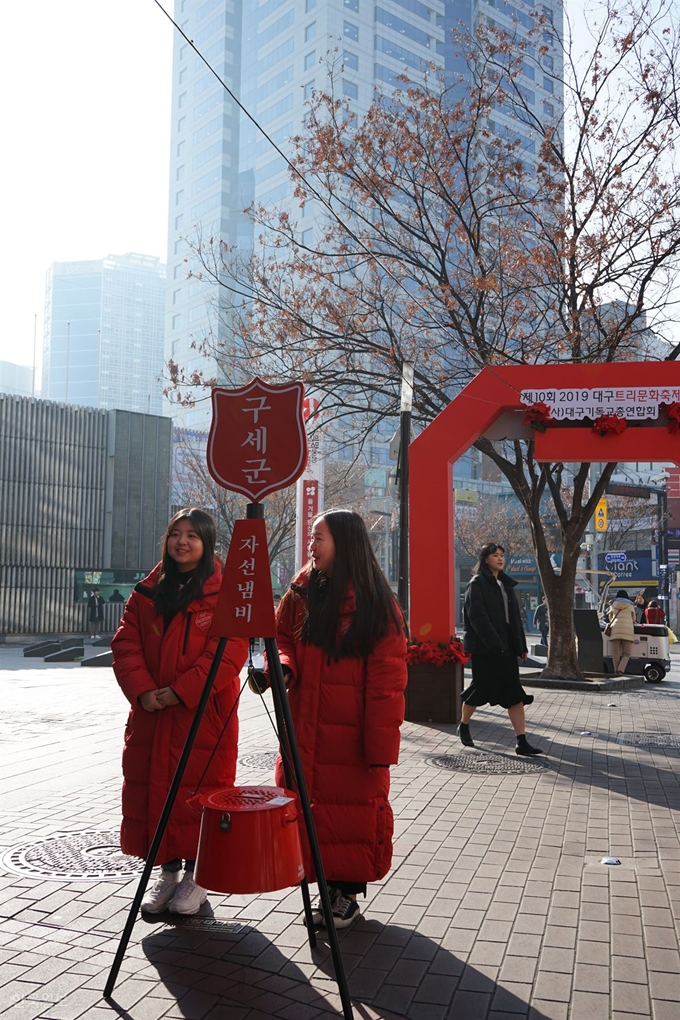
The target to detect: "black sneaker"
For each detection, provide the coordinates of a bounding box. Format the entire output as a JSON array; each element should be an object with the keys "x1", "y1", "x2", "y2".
[
  {"x1": 331, "y1": 895, "x2": 362, "y2": 929},
  {"x1": 309, "y1": 886, "x2": 339, "y2": 927},
  {"x1": 458, "y1": 722, "x2": 474, "y2": 747},
  {"x1": 516, "y1": 741, "x2": 543, "y2": 756}
]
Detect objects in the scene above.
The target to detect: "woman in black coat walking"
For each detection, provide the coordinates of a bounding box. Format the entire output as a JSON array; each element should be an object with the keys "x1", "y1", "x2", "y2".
[{"x1": 459, "y1": 543, "x2": 543, "y2": 756}]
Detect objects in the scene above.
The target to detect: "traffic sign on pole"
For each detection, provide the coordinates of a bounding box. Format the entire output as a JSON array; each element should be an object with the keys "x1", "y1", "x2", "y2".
[{"x1": 595, "y1": 498, "x2": 607, "y2": 532}]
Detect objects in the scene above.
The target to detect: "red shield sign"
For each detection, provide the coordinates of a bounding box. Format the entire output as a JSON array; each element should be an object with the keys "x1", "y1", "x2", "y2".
[{"x1": 207, "y1": 378, "x2": 308, "y2": 501}]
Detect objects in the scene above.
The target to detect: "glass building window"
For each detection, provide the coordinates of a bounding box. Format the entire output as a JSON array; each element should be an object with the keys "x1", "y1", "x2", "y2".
[
  {"x1": 173, "y1": 265, "x2": 183, "y2": 280},
  {"x1": 343, "y1": 80, "x2": 358, "y2": 99},
  {"x1": 176, "y1": 165, "x2": 185, "y2": 181},
  {"x1": 375, "y1": 9, "x2": 429, "y2": 47},
  {"x1": 344, "y1": 21, "x2": 359, "y2": 41},
  {"x1": 343, "y1": 50, "x2": 358, "y2": 70},
  {"x1": 301, "y1": 228, "x2": 314, "y2": 247},
  {"x1": 177, "y1": 140, "x2": 186, "y2": 156},
  {"x1": 173, "y1": 289, "x2": 181, "y2": 304},
  {"x1": 175, "y1": 214, "x2": 184, "y2": 229},
  {"x1": 179, "y1": 68, "x2": 187, "y2": 84},
  {"x1": 304, "y1": 51, "x2": 316, "y2": 70},
  {"x1": 175, "y1": 189, "x2": 184, "y2": 206},
  {"x1": 305, "y1": 22, "x2": 316, "y2": 42},
  {"x1": 344, "y1": 0, "x2": 359, "y2": 10},
  {"x1": 177, "y1": 116, "x2": 186, "y2": 133},
  {"x1": 178, "y1": 92, "x2": 187, "y2": 108},
  {"x1": 389, "y1": 0, "x2": 430, "y2": 20},
  {"x1": 305, "y1": 0, "x2": 316, "y2": 10},
  {"x1": 303, "y1": 80, "x2": 315, "y2": 100},
  {"x1": 172, "y1": 314, "x2": 181, "y2": 329}
]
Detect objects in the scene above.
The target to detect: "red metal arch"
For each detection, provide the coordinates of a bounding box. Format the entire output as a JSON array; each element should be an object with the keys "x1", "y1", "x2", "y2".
[{"x1": 409, "y1": 362, "x2": 680, "y2": 642}]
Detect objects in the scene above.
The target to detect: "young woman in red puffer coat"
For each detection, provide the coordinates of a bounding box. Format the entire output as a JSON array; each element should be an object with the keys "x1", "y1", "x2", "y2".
[
  {"x1": 273, "y1": 509, "x2": 407, "y2": 929},
  {"x1": 112, "y1": 508, "x2": 248, "y2": 916}
]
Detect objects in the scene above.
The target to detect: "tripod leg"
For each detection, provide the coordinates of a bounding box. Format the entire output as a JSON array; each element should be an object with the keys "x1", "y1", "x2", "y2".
[
  {"x1": 264, "y1": 638, "x2": 354, "y2": 1020},
  {"x1": 104, "y1": 638, "x2": 227, "y2": 999},
  {"x1": 299, "y1": 878, "x2": 317, "y2": 947},
  {"x1": 266, "y1": 668, "x2": 317, "y2": 947}
]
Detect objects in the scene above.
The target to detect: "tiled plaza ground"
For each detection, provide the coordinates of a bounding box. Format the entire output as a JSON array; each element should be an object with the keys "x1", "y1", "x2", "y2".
[{"x1": 1, "y1": 644, "x2": 679, "y2": 1019}]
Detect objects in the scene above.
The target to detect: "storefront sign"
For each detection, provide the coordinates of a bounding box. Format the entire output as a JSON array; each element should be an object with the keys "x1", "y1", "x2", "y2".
[
  {"x1": 74, "y1": 569, "x2": 148, "y2": 604},
  {"x1": 597, "y1": 551, "x2": 656, "y2": 584}
]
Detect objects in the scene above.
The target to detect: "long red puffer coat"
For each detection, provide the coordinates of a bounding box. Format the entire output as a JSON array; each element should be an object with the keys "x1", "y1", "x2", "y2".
[
  {"x1": 273, "y1": 571, "x2": 407, "y2": 884},
  {"x1": 112, "y1": 561, "x2": 248, "y2": 864}
]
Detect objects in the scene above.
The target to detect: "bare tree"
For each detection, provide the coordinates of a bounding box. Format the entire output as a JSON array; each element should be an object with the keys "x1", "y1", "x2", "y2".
[{"x1": 169, "y1": 0, "x2": 680, "y2": 677}]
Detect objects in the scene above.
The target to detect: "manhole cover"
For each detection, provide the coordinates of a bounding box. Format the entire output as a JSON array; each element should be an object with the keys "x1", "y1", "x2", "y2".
[
  {"x1": 426, "y1": 753, "x2": 551, "y2": 775},
  {"x1": 617, "y1": 732, "x2": 680, "y2": 747},
  {"x1": 164, "y1": 917, "x2": 246, "y2": 932},
  {"x1": 238, "y1": 751, "x2": 278, "y2": 769},
  {"x1": 0, "y1": 831, "x2": 143, "y2": 881}
]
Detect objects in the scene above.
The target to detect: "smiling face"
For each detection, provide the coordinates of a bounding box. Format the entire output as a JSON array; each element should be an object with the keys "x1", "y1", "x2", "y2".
[
  {"x1": 166, "y1": 518, "x2": 205, "y2": 573},
  {"x1": 309, "y1": 517, "x2": 336, "y2": 576},
  {"x1": 485, "y1": 547, "x2": 505, "y2": 576}
]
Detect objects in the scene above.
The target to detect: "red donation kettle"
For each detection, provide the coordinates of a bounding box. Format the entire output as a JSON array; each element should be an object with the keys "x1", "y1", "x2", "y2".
[{"x1": 194, "y1": 786, "x2": 305, "y2": 894}]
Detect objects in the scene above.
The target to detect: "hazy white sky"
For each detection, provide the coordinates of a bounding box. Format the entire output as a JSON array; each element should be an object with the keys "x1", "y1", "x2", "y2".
[{"x1": 0, "y1": 1, "x2": 173, "y2": 369}]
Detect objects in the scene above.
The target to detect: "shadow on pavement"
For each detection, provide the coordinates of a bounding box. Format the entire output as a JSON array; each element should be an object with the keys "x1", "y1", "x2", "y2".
[{"x1": 136, "y1": 916, "x2": 553, "y2": 1019}]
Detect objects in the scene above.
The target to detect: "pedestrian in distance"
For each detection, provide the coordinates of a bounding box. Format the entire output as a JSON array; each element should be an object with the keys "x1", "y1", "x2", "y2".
[
  {"x1": 643, "y1": 599, "x2": 666, "y2": 625},
  {"x1": 633, "y1": 592, "x2": 647, "y2": 624},
  {"x1": 88, "y1": 588, "x2": 104, "y2": 639},
  {"x1": 111, "y1": 508, "x2": 248, "y2": 916},
  {"x1": 607, "y1": 588, "x2": 637, "y2": 675},
  {"x1": 459, "y1": 542, "x2": 543, "y2": 756},
  {"x1": 533, "y1": 595, "x2": 549, "y2": 647},
  {"x1": 264, "y1": 509, "x2": 407, "y2": 930}
]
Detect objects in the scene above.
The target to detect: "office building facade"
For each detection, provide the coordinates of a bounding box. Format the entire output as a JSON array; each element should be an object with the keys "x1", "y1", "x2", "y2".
[
  {"x1": 0, "y1": 361, "x2": 34, "y2": 398},
  {"x1": 166, "y1": 0, "x2": 563, "y2": 426},
  {"x1": 0, "y1": 395, "x2": 172, "y2": 634},
  {"x1": 43, "y1": 253, "x2": 167, "y2": 415}
]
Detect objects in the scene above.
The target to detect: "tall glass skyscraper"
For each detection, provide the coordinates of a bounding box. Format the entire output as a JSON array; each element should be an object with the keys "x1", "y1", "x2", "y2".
[
  {"x1": 166, "y1": 0, "x2": 562, "y2": 425},
  {"x1": 43, "y1": 253, "x2": 167, "y2": 414}
]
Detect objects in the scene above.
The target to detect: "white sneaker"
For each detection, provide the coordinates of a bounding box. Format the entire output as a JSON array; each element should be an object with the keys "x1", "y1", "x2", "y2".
[
  {"x1": 141, "y1": 870, "x2": 180, "y2": 913},
  {"x1": 168, "y1": 872, "x2": 208, "y2": 915},
  {"x1": 309, "y1": 886, "x2": 339, "y2": 927}
]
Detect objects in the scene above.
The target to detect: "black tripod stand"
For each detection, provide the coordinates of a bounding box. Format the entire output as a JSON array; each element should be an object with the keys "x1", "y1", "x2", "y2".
[{"x1": 104, "y1": 503, "x2": 354, "y2": 1019}]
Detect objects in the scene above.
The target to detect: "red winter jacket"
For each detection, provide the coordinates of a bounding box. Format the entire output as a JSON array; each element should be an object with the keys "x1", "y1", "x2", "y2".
[
  {"x1": 644, "y1": 606, "x2": 666, "y2": 624},
  {"x1": 112, "y1": 561, "x2": 248, "y2": 864},
  {"x1": 273, "y1": 571, "x2": 407, "y2": 884}
]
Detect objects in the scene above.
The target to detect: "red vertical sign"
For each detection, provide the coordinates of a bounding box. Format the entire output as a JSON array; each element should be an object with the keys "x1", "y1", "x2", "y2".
[{"x1": 211, "y1": 519, "x2": 277, "y2": 638}]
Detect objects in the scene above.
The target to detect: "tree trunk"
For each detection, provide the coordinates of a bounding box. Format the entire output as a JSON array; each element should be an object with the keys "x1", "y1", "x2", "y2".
[{"x1": 541, "y1": 547, "x2": 582, "y2": 679}]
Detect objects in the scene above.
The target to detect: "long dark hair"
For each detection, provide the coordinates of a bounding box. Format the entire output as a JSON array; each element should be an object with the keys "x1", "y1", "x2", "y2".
[
  {"x1": 472, "y1": 542, "x2": 505, "y2": 577},
  {"x1": 153, "y1": 507, "x2": 216, "y2": 619},
  {"x1": 280, "y1": 509, "x2": 405, "y2": 658}
]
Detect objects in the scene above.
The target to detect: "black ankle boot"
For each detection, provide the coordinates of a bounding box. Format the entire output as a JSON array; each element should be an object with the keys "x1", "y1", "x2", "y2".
[
  {"x1": 515, "y1": 735, "x2": 543, "y2": 756},
  {"x1": 458, "y1": 722, "x2": 474, "y2": 747}
]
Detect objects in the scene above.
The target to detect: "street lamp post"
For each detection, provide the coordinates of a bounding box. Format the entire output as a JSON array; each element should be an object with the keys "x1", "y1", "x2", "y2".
[
  {"x1": 65, "y1": 320, "x2": 71, "y2": 403},
  {"x1": 397, "y1": 363, "x2": 414, "y2": 618}
]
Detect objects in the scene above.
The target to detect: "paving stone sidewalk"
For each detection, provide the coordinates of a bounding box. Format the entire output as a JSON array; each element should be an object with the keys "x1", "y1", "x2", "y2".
[{"x1": 1, "y1": 645, "x2": 679, "y2": 1020}]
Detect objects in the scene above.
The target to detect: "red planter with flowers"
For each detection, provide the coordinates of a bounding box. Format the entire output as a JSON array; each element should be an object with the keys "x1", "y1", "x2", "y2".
[{"x1": 404, "y1": 638, "x2": 469, "y2": 724}]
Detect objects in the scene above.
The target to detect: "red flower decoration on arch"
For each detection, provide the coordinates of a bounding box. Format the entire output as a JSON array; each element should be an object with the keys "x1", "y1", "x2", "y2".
[
  {"x1": 592, "y1": 414, "x2": 627, "y2": 437},
  {"x1": 661, "y1": 402, "x2": 680, "y2": 434},
  {"x1": 523, "y1": 401, "x2": 553, "y2": 432}
]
